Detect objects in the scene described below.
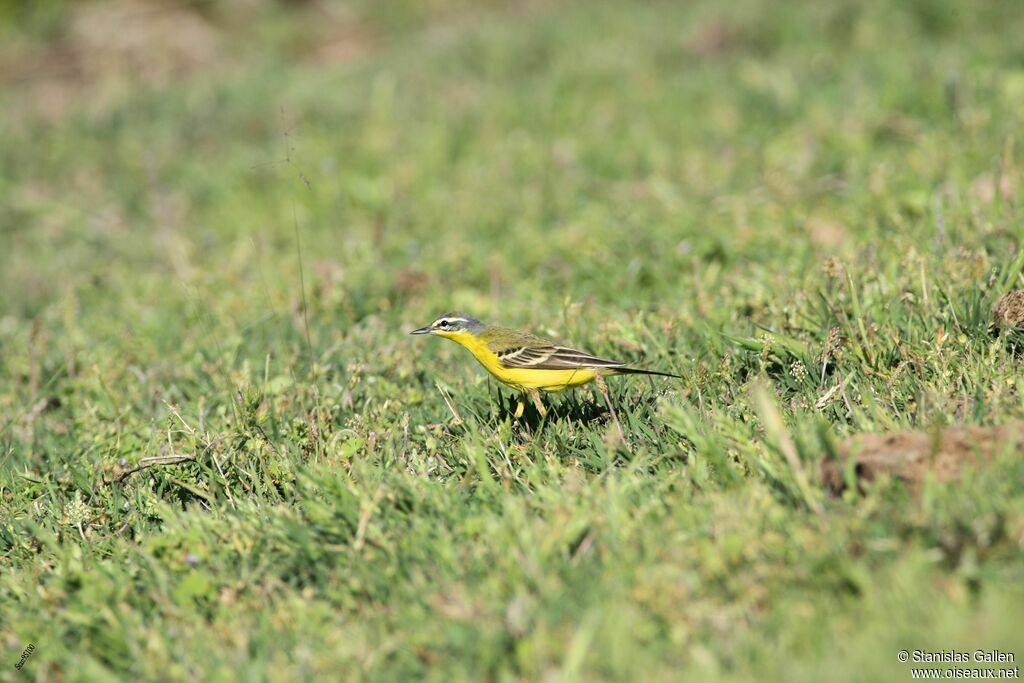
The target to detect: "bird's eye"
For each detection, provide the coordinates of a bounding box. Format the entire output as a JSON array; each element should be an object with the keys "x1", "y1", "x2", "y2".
[{"x1": 438, "y1": 319, "x2": 449, "y2": 328}]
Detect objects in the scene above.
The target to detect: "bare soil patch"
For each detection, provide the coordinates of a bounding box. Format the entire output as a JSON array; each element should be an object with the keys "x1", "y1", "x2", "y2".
[
  {"x1": 994, "y1": 290, "x2": 1024, "y2": 330},
  {"x1": 821, "y1": 422, "x2": 1024, "y2": 496}
]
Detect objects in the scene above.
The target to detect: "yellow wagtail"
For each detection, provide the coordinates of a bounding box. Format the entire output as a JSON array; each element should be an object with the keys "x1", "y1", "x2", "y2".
[{"x1": 410, "y1": 313, "x2": 680, "y2": 425}]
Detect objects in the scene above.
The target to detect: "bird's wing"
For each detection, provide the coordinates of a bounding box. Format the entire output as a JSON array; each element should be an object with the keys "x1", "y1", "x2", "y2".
[{"x1": 486, "y1": 330, "x2": 625, "y2": 371}]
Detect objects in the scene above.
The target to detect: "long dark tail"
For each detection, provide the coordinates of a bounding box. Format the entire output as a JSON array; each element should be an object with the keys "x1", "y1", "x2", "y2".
[{"x1": 613, "y1": 367, "x2": 682, "y2": 379}]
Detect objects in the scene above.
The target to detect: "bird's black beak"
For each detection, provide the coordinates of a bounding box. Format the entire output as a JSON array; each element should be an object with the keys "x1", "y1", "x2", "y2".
[{"x1": 409, "y1": 326, "x2": 433, "y2": 335}]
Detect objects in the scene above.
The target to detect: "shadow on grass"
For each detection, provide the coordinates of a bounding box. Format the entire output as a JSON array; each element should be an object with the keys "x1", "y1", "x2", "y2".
[{"x1": 483, "y1": 384, "x2": 669, "y2": 435}]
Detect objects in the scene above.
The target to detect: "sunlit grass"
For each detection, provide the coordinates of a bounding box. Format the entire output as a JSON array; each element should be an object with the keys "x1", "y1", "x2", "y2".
[{"x1": 2, "y1": 0, "x2": 1023, "y2": 680}]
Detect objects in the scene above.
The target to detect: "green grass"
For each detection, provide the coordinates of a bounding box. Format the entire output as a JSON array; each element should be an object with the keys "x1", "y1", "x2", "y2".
[{"x1": 3, "y1": 0, "x2": 1024, "y2": 680}]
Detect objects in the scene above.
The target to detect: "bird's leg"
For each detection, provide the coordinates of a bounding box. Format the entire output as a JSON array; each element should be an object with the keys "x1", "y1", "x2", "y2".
[
  {"x1": 594, "y1": 374, "x2": 630, "y2": 449},
  {"x1": 528, "y1": 389, "x2": 547, "y2": 417}
]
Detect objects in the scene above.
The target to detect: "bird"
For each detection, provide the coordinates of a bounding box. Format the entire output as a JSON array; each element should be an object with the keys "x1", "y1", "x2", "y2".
[{"x1": 410, "y1": 312, "x2": 680, "y2": 435}]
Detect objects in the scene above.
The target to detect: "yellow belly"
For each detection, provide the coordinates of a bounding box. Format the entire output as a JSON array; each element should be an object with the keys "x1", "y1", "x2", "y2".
[
  {"x1": 492, "y1": 365, "x2": 598, "y2": 392},
  {"x1": 454, "y1": 335, "x2": 599, "y2": 392}
]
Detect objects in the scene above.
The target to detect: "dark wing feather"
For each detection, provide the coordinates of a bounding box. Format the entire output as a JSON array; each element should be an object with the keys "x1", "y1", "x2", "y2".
[
  {"x1": 483, "y1": 328, "x2": 680, "y2": 377},
  {"x1": 496, "y1": 344, "x2": 626, "y2": 371}
]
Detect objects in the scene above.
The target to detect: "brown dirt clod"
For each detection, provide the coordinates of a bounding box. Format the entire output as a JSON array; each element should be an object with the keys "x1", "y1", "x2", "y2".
[
  {"x1": 821, "y1": 422, "x2": 1024, "y2": 496},
  {"x1": 993, "y1": 290, "x2": 1024, "y2": 329}
]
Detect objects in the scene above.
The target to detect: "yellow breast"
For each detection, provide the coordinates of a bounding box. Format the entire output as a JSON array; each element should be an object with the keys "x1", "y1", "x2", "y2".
[{"x1": 440, "y1": 332, "x2": 598, "y2": 392}]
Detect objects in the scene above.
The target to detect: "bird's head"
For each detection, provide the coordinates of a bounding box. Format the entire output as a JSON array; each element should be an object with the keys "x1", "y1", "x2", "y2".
[{"x1": 409, "y1": 312, "x2": 486, "y2": 340}]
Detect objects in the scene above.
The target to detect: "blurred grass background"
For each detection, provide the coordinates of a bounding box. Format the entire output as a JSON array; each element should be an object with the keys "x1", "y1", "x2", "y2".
[{"x1": 2, "y1": 0, "x2": 1024, "y2": 680}]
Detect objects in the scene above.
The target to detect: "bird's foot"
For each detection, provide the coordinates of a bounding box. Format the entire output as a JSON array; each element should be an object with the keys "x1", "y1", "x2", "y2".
[{"x1": 528, "y1": 389, "x2": 548, "y2": 418}]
